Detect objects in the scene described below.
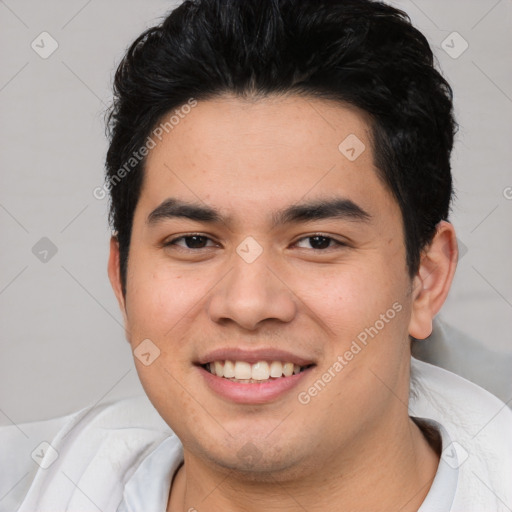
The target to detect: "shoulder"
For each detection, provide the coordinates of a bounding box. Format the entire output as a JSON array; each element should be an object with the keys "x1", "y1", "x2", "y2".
[
  {"x1": 0, "y1": 395, "x2": 179, "y2": 512},
  {"x1": 0, "y1": 412, "x2": 75, "y2": 512},
  {"x1": 410, "y1": 357, "x2": 512, "y2": 511}
]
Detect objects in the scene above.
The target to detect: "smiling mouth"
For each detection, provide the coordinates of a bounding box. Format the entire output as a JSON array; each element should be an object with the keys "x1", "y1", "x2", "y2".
[{"x1": 202, "y1": 360, "x2": 314, "y2": 383}]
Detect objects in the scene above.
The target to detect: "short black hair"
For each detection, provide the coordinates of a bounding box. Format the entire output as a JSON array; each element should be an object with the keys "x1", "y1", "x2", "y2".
[{"x1": 106, "y1": 0, "x2": 456, "y2": 294}]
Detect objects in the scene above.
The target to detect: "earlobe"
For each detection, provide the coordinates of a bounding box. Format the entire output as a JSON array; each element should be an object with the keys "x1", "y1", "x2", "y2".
[
  {"x1": 408, "y1": 221, "x2": 458, "y2": 340},
  {"x1": 107, "y1": 236, "x2": 127, "y2": 317}
]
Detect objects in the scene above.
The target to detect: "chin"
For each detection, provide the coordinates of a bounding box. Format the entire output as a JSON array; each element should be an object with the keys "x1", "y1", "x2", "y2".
[{"x1": 196, "y1": 438, "x2": 312, "y2": 482}]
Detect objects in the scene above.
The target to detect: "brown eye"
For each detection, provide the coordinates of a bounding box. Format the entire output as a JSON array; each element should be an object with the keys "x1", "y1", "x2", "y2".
[
  {"x1": 295, "y1": 235, "x2": 344, "y2": 250},
  {"x1": 181, "y1": 235, "x2": 209, "y2": 248},
  {"x1": 165, "y1": 235, "x2": 216, "y2": 249},
  {"x1": 308, "y1": 236, "x2": 331, "y2": 249}
]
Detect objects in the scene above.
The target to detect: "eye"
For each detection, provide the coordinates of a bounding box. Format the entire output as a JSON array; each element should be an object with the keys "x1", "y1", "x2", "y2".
[
  {"x1": 294, "y1": 235, "x2": 346, "y2": 250},
  {"x1": 164, "y1": 234, "x2": 218, "y2": 250}
]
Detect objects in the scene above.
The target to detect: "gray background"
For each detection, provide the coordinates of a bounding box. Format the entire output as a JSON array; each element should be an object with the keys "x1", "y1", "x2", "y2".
[{"x1": 0, "y1": 0, "x2": 511, "y2": 426}]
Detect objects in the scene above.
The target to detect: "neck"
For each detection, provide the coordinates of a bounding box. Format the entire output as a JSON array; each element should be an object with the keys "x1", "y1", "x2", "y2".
[{"x1": 167, "y1": 412, "x2": 439, "y2": 512}]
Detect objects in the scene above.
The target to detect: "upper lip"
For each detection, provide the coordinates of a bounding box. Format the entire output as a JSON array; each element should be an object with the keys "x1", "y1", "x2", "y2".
[{"x1": 196, "y1": 348, "x2": 316, "y2": 367}]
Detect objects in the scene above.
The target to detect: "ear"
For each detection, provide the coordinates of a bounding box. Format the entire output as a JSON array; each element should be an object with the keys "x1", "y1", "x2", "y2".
[
  {"x1": 409, "y1": 221, "x2": 458, "y2": 340},
  {"x1": 108, "y1": 236, "x2": 127, "y2": 323}
]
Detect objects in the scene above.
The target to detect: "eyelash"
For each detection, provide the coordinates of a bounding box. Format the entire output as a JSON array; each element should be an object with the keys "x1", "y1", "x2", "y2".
[{"x1": 163, "y1": 233, "x2": 347, "y2": 251}]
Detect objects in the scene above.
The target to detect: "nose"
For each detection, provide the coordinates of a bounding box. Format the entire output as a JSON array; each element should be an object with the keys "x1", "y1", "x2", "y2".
[{"x1": 207, "y1": 252, "x2": 297, "y2": 331}]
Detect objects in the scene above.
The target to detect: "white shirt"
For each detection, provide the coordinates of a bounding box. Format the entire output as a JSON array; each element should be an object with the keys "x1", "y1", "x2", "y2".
[{"x1": 1, "y1": 358, "x2": 511, "y2": 511}]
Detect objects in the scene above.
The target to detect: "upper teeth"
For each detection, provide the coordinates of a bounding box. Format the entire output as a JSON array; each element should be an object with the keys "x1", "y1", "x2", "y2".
[{"x1": 208, "y1": 361, "x2": 303, "y2": 380}]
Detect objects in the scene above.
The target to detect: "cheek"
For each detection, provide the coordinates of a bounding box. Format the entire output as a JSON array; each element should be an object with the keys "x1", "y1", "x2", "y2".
[
  {"x1": 297, "y1": 261, "x2": 407, "y2": 336},
  {"x1": 125, "y1": 254, "x2": 210, "y2": 342}
]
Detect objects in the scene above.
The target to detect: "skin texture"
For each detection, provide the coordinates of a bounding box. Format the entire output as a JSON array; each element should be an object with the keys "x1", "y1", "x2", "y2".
[{"x1": 108, "y1": 94, "x2": 458, "y2": 512}]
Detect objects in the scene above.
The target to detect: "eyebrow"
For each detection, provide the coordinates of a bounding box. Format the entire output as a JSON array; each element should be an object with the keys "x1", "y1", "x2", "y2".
[{"x1": 147, "y1": 197, "x2": 371, "y2": 228}]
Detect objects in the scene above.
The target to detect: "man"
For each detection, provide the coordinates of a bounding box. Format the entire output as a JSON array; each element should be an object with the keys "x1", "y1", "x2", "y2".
[{"x1": 2, "y1": 0, "x2": 511, "y2": 511}]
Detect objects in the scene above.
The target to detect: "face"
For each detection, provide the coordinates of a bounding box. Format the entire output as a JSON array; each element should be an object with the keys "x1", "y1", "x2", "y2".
[{"x1": 110, "y1": 94, "x2": 422, "y2": 479}]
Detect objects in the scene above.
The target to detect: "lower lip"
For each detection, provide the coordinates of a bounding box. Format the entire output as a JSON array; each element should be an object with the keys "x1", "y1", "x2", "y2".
[{"x1": 198, "y1": 365, "x2": 314, "y2": 404}]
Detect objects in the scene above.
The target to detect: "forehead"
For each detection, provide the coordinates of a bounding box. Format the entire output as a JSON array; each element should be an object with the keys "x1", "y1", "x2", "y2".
[{"x1": 138, "y1": 94, "x2": 396, "y2": 226}]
